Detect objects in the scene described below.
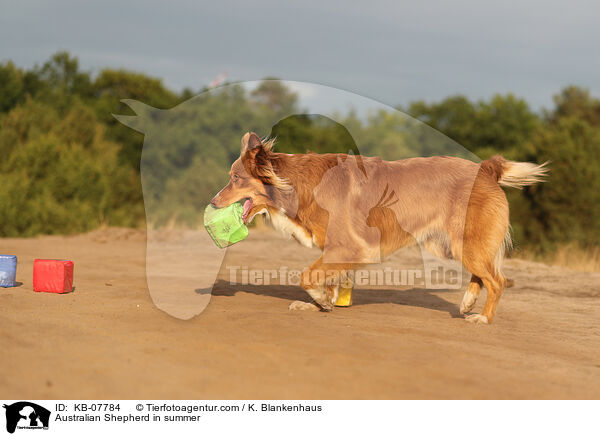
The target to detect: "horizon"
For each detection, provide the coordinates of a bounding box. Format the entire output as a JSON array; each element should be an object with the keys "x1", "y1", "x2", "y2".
[{"x1": 1, "y1": 52, "x2": 588, "y2": 118}]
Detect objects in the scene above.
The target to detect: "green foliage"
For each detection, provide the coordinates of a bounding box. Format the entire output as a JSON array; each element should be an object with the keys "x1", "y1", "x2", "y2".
[
  {"x1": 31, "y1": 52, "x2": 95, "y2": 112},
  {"x1": 93, "y1": 68, "x2": 182, "y2": 169},
  {"x1": 0, "y1": 99, "x2": 143, "y2": 236},
  {"x1": 407, "y1": 96, "x2": 477, "y2": 151},
  {"x1": 522, "y1": 116, "x2": 600, "y2": 248},
  {"x1": 548, "y1": 86, "x2": 600, "y2": 126},
  {"x1": 250, "y1": 79, "x2": 299, "y2": 119},
  {"x1": 408, "y1": 94, "x2": 540, "y2": 159},
  {"x1": 270, "y1": 115, "x2": 361, "y2": 155},
  {"x1": 0, "y1": 61, "x2": 24, "y2": 113},
  {"x1": 347, "y1": 108, "x2": 474, "y2": 160}
]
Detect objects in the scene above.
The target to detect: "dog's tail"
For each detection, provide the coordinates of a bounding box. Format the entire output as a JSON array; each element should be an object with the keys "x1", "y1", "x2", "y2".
[{"x1": 480, "y1": 155, "x2": 549, "y2": 189}]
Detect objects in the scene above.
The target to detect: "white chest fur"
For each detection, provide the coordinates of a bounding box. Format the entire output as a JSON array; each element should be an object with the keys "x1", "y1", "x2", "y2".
[{"x1": 267, "y1": 209, "x2": 314, "y2": 248}]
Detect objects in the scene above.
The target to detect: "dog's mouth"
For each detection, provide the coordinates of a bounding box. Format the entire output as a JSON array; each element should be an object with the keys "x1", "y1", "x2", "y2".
[{"x1": 241, "y1": 198, "x2": 253, "y2": 222}]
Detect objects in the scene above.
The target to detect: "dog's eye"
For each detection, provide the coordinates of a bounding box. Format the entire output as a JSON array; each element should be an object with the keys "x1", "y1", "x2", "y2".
[{"x1": 233, "y1": 174, "x2": 239, "y2": 181}]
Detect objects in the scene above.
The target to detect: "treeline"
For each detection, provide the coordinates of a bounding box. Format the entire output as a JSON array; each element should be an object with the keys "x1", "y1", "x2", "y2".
[
  {"x1": 0, "y1": 52, "x2": 598, "y2": 253},
  {"x1": 0, "y1": 52, "x2": 184, "y2": 235}
]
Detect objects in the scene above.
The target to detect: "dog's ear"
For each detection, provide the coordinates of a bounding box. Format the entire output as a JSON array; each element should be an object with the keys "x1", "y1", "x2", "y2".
[
  {"x1": 241, "y1": 131, "x2": 265, "y2": 177},
  {"x1": 241, "y1": 132, "x2": 262, "y2": 155},
  {"x1": 240, "y1": 132, "x2": 289, "y2": 189}
]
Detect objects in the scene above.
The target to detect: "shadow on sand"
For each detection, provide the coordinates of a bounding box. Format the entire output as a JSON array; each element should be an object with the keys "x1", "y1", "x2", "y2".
[{"x1": 208, "y1": 279, "x2": 462, "y2": 318}]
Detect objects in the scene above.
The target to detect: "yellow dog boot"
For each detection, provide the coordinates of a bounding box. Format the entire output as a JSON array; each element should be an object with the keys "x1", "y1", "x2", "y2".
[{"x1": 334, "y1": 284, "x2": 353, "y2": 307}]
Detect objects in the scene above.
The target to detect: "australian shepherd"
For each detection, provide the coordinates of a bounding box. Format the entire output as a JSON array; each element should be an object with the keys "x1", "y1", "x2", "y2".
[{"x1": 211, "y1": 132, "x2": 548, "y2": 324}]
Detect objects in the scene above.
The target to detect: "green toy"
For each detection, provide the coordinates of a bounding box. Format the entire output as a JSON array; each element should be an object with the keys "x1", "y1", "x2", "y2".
[{"x1": 204, "y1": 203, "x2": 249, "y2": 248}]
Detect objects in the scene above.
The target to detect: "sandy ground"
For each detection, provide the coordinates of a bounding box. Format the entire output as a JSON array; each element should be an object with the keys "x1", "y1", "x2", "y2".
[{"x1": 1, "y1": 226, "x2": 599, "y2": 399}]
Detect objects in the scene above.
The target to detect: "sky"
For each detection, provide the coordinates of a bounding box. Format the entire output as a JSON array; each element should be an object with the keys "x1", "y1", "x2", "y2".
[{"x1": 1, "y1": 0, "x2": 599, "y2": 113}]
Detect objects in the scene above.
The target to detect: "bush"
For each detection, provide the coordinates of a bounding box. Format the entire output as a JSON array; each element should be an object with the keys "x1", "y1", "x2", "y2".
[{"x1": 0, "y1": 99, "x2": 143, "y2": 236}]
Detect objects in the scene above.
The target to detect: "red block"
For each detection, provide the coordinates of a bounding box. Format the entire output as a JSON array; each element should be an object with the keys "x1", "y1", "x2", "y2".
[{"x1": 33, "y1": 259, "x2": 74, "y2": 293}]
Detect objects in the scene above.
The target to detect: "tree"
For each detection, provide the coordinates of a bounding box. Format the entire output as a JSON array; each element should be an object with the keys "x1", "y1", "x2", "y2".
[
  {"x1": 548, "y1": 86, "x2": 600, "y2": 126},
  {"x1": 515, "y1": 116, "x2": 600, "y2": 249},
  {"x1": 33, "y1": 51, "x2": 94, "y2": 110},
  {"x1": 0, "y1": 99, "x2": 143, "y2": 236},
  {"x1": 407, "y1": 94, "x2": 540, "y2": 159},
  {"x1": 0, "y1": 61, "x2": 24, "y2": 113},
  {"x1": 92, "y1": 68, "x2": 182, "y2": 169},
  {"x1": 407, "y1": 95, "x2": 477, "y2": 150},
  {"x1": 269, "y1": 114, "x2": 361, "y2": 155},
  {"x1": 250, "y1": 79, "x2": 299, "y2": 118}
]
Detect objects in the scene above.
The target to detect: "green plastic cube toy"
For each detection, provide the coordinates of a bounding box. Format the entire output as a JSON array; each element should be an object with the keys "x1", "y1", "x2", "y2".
[{"x1": 204, "y1": 203, "x2": 249, "y2": 248}]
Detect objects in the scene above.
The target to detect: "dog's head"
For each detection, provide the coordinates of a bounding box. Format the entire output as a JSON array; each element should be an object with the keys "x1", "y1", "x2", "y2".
[{"x1": 211, "y1": 132, "x2": 289, "y2": 222}]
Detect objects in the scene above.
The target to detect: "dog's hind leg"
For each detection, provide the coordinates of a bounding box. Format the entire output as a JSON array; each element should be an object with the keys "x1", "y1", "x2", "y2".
[
  {"x1": 461, "y1": 231, "x2": 509, "y2": 324},
  {"x1": 461, "y1": 237, "x2": 508, "y2": 324},
  {"x1": 465, "y1": 270, "x2": 506, "y2": 324},
  {"x1": 459, "y1": 274, "x2": 483, "y2": 314},
  {"x1": 459, "y1": 177, "x2": 510, "y2": 324}
]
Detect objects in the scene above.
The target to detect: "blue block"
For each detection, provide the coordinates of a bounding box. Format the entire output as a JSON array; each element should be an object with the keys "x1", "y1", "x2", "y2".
[{"x1": 0, "y1": 255, "x2": 17, "y2": 287}]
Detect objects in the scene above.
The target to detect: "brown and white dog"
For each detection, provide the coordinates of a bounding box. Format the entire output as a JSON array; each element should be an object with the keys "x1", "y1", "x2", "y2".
[{"x1": 211, "y1": 132, "x2": 548, "y2": 324}]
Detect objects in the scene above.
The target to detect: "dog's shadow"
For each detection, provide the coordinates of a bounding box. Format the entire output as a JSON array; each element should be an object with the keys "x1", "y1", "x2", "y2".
[{"x1": 209, "y1": 279, "x2": 461, "y2": 317}]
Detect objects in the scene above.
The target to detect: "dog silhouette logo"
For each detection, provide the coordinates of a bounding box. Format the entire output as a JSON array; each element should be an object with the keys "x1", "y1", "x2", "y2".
[{"x1": 3, "y1": 402, "x2": 50, "y2": 433}]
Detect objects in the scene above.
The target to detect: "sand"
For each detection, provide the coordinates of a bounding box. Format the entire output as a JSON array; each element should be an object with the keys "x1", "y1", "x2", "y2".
[{"x1": 1, "y1": 227, "x2": 599, "y2": 399}]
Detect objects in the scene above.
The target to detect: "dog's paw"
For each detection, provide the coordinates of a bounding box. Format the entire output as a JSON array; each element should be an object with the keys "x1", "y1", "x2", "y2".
[
  {"x1": 465, "y1": 313, "x2": 489, "y2": 324},
  {"x1": 288, "y1": 301, "x2": 320, "y2": 312},
  {"x1": 459, "y1": 291, "x2": 477, "y2": 314}
]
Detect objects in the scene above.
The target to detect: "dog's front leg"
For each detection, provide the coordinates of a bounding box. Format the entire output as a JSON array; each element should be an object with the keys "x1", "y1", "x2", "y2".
[
  {"x1": 288, "y1": 285, "x2": 338, "y2": 312},
  {"x1": 289, "y1": 257, "x2": 336, "y2": 312}
]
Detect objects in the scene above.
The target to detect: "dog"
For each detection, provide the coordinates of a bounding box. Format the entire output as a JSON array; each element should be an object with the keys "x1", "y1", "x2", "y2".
[{"x1": 211, "y1": 132, "x2": 548, "y2": 324}]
